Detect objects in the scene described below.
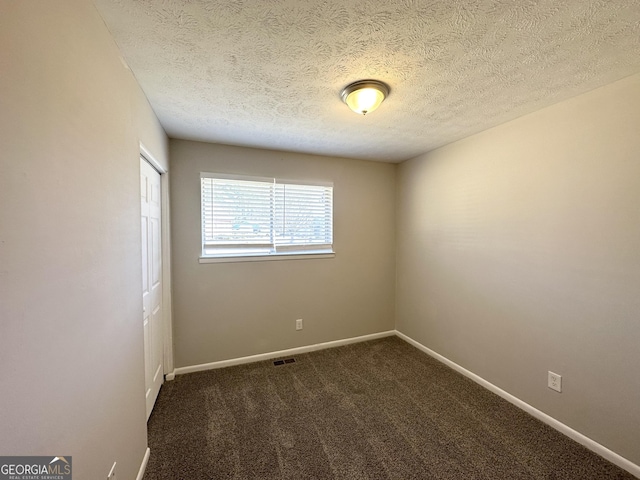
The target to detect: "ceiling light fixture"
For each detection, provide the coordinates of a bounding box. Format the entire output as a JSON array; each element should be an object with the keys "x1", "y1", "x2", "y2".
[{"x1": 340, "y1": 79, "x2": 390, "y2": 115}]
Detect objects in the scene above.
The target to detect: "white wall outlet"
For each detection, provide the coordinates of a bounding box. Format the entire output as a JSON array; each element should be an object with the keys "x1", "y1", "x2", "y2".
[
  {"x1": 548, "y1": 371, "x2": 562, "y2": 393},
  {"x1": 107, "y1": 462, "x2": 117, "y2": 480},
  {"x1": 296, "y1": 319, "x2": 303, "y2": 330}
]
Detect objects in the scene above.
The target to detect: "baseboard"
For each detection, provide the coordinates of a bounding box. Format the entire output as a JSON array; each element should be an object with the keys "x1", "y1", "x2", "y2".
[
  {"x1": 136, "y1": 447, "x2": 150, "y2": 480},
  {"x1": 394, "y1": 330, "x2": 640, "y2": 479},
  {"x1": 174, "y1": 330, "x2": 396, "y2": 376},
  {"x1": 164, "y1": 371, "x2": 175, "y2": 381}
]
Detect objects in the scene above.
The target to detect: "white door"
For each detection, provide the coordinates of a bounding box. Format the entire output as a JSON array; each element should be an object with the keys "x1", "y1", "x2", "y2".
[{"x1": 141, "y1": 157, "x2": 163, "y2": 419}]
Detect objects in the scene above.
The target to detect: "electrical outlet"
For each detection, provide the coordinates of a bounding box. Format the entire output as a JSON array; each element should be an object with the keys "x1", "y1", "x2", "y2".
[
  {"x1": 107, "y1": 462, "x2": 117, "y2": 480},
  {"x1": 296, "y1": 319, "x2": 303, "y2": 330},
  {"x1": 548, "y1": 371, "x2": 562, "y2": 393}
]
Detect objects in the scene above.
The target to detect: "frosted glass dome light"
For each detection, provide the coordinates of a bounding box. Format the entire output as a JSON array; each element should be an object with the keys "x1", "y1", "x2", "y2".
[{"x1": 340, "y1": 80, "x2": 390, "y2": 115}]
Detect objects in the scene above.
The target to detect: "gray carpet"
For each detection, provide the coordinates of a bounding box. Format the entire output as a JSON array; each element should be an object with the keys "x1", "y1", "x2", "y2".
[{"x1": 144, "y1": 336, "x2": 634, "y2": 479}]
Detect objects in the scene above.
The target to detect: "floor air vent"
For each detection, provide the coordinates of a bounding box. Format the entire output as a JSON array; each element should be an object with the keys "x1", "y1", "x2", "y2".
[{"x1": 273, "y1": 358, "x2": 296, "y2": 366}]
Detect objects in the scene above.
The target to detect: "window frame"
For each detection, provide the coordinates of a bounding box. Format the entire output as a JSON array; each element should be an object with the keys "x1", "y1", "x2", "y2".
[{"x1": 199, "y1": 172, "x2": 335, "y2": 263}]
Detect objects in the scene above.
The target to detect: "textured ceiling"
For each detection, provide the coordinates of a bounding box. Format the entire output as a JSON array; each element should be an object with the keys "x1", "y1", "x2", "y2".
[{"x1": 93, "y1": 0, "x2": 640, "y2": 162}]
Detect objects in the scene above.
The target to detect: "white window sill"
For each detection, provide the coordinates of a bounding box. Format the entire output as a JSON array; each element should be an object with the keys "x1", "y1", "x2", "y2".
[{"x1": 199, "y1": 251, "x2": 335, "y2": 264}]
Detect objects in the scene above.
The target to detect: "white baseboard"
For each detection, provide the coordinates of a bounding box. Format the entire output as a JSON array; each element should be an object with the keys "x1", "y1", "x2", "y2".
[
  {"x1": 136, "y1": 447, "x2": 150, "y2": 480},
  {"x1": 173, "y1": 330, "x2": 395, "y2": 376},
  {"x1": 164, "y1": 371, "x2": 175, "y2": 381},
  {"x1": 395, "y1": 330, "x2": 640, "y2": 479}
]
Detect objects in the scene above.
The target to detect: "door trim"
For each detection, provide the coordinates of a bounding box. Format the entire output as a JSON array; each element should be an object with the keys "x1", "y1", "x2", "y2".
[{"x1": 140, "y1": 142, "x2": 174, "y2": 379}]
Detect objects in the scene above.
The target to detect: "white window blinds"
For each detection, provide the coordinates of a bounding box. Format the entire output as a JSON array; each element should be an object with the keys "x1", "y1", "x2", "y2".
[{"x1": 201, "y1": 174, "x2": 333, "y2": 257}]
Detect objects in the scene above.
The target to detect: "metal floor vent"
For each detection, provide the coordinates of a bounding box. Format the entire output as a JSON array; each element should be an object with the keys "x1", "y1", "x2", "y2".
[{"x1": 273, "y1": 358, "x2": 296, "y2": 366}]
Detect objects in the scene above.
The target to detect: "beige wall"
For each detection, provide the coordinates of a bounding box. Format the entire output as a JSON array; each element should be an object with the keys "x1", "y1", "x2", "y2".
[
  {"x1": 0, "y1": 1, "x2": 167, "y2": 479},
  {"x1": 396, "y1": 73, "x2": 640, "y2": 465},
  {"x1": 170, "y1": 140, "x2": 396, "y2": 367}
]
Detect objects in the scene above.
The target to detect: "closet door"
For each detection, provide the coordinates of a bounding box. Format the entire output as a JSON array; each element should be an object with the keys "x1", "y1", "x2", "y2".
[{"x1": 141, "y1": 157, "x2": 163, "y2": 419}]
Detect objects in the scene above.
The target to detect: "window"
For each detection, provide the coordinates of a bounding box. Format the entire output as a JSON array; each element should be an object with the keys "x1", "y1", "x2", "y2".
[{"x1": 200, "y1": 173, "x2": 333, "y2": 261}]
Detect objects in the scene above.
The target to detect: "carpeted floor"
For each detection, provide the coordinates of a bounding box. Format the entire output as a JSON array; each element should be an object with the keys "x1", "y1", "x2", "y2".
[{"x1": 144, "y1": 336, "x2": 634, "y2": 479}]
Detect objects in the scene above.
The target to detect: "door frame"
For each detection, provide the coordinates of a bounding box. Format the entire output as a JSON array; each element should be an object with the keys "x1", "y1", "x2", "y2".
[{"x1": 140, "y1": 142, "x2": 174, "y2": 379}]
